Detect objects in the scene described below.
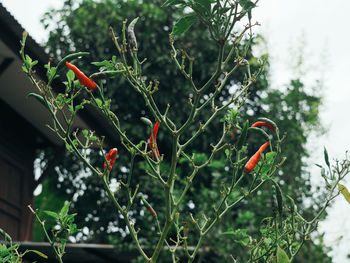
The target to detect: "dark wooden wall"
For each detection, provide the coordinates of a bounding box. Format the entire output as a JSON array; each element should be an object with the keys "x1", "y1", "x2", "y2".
[{"x1": 0, "y1": 99, "x2": 38, "y2": 241}]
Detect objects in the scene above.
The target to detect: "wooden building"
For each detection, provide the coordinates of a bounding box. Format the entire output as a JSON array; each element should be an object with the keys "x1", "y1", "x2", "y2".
[{"x1": 0, "y1": 3, "x2": 118, "y2": 244}]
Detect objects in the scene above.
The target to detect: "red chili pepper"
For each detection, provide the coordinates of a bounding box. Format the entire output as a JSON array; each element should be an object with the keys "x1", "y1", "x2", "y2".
[
  {"x1": 251, "y1": 121, "x2": 274, "y2": 131},
  {"x1": 104, "y1": 148, "x2": 118, "y2": 171},
  {"x1": 244, "y1": 142, "x2": 269, "y2": 173},
  {"x1": 65, "y1": 61, "x2": 98, "y2": 90},
  {"x1": 149, "y1": 121, "x2": 160, "y2": 159}
]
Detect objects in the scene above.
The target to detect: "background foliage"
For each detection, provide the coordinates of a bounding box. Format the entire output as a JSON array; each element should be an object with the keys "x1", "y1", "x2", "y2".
[{"x1": 34, "y1": 0, "x2": 331, "y2": 261}]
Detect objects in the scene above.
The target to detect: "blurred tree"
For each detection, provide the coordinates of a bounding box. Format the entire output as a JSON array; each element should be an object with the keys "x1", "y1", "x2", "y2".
[{"x1": 34, "y1": 0, "x2": 331, "y2": 262}]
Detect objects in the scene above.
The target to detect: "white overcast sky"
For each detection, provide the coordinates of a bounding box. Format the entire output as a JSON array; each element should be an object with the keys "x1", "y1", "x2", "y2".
[{"x1": 1, "y1": 0, "x2": 350, "y2": 261}]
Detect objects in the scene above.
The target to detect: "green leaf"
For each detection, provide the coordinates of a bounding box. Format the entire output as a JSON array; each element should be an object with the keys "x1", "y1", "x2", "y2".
[
  {"x1": 25, "y1": 54, "x2": 32, "y2": 64},
  {"x1": 95, "y1": 98, "x2": 103, "y2": 107},
  {"x1": 0, "y1": 244, "x2": 7, "y2": 254},
  {"x1": 171, "y1": 15, "x2": 197, "y2": 35},
  {"x1": 42, "y1": 210, "x2": 59, "y2": 220},
  {"x1": 193, "y1": 0, "x2": 211, "y2": 15},
  {"x1": 22, "y1": 64, "x2": 29, "y2": 73},
  {"x1": 255, "y1": 151, "x2": 276, "y2": 175},
  {"x1": 68, "y1": 104, "x2": 74, "y2": 113},
  {"x1": 65, "y1": 143, "x2": 73, "y2": 153},
  {"x1": 48, "y1": 67, "x2": 57, "y2": 80},
  {"x1": 66, "y1": 213, "x2": 77, "y2": 223},
  {"x1": 31, "y1": 60, "x2": 38, "y2": 67},
  {"x1": 60, "y1": 202, "x2": 71, "y2": 218},
  {"x1": 26, "y1": 250, "x2": 48, "y2": 259},
  {"x1": 223, "y1": 228, "x2": 250, "y2": 246},
  {"x1": 193, "y1": 153, "x2": 208, "y2": 164},
  {"x1": 179, "y1": 157, "x2": 188, "y2": 164},
  {"x1": 338, "y1": 184, "x2": 350, "y2": 204},
  {"x1": 66, "y1": 69, "x2": 75, "y2": 83},
  {"x1": 82, "y1": 129, "x2": 89, "y2": 137},
  {"x1": 162, "y1": 0, "x2": 184, "y2": 7},
  {"x1": 75, "y1": 105, "x2": 84, "y2": 112},
  {"x1": 208, "y1": 159, "x2": 225, "y2": 168},
  {"x1": 90, "y1": 136, "x2": 98, "y2": 141},
  {"x1": 222, "y1": 228, "x2": 235, "y2": 235},
  {"x1": 277, "y1": 246, "x2": 290, "y2": 263},
  {"x1": 239, "y1": 0, "x2": 256, "y2": 11}
]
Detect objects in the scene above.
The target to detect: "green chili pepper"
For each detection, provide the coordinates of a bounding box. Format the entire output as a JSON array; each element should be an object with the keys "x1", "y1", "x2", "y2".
[
  {"x1": 248, "y1": 127, "x2": 270, "y2": 140},
  {"x1": 257, "y1": 117, "x2": 278, "y2": 130},
  {"x1": 271, "y1": 179, "x2": 283, "y2": 217},
  {"x1": 324, "y1": 147, "x2": 330, "y2": 167},
  {"x1": 89, "y1": 70, "x2": 126, "y2": 81},
  {"x1": 236, "y1": 120, "x2": 249, "y2": 150},
  {"x1": 56, "y1": 52, "x2": 90, "y2": 72},
  {"x1": 27, "y1": 93, "x2": 51, "y2": 110}
]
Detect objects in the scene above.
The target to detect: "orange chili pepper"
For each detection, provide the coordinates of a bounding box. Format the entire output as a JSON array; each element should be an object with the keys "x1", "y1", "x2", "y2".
[
  {"x1": 251, "y1": 121, "x2": 274, "y2": 131},
  {"x1": 149, "y1": 121, "x2": 160, "y2": 159},
  {"x1": 104, "y1": 148, "x2": 118, "y2": 171},
  {"x1": 244, "y1": 142, "x2": 269, "y2": 173},
  {"x1": 66, "y1": 61, "x2": 97, "y2": 90}
]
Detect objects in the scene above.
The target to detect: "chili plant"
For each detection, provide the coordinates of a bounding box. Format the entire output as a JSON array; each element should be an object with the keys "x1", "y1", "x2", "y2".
[
  {"x1": 0, "y1": 228, "x2": 47, "y2": 262},
  {"x1": 20, "y1": 0, "x2": 349, "y2": 262}
]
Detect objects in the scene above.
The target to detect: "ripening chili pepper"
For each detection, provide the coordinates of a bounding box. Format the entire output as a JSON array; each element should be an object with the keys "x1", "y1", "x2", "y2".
[
  {"x1": 65, "y1": 61, "x2": 97, "y2": 90},
  {"x1": 146, "y1": 205, "x2": 157, "y2": 217},
  {"x1": 104, "y1": 148, "x2": 118, "y2": 171},
  {"x1": 140, "y1": 195, "x2": 157, "y2": 216},
  {"x1": 251, "y1": 121, "x2": 274, "y2": 131},
  {"x1": 149, "y1": 121, "x2": 160, "y2": 159},
  {"x1": 244, "y1": 142, "x2": 269, "y2": 173}
]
